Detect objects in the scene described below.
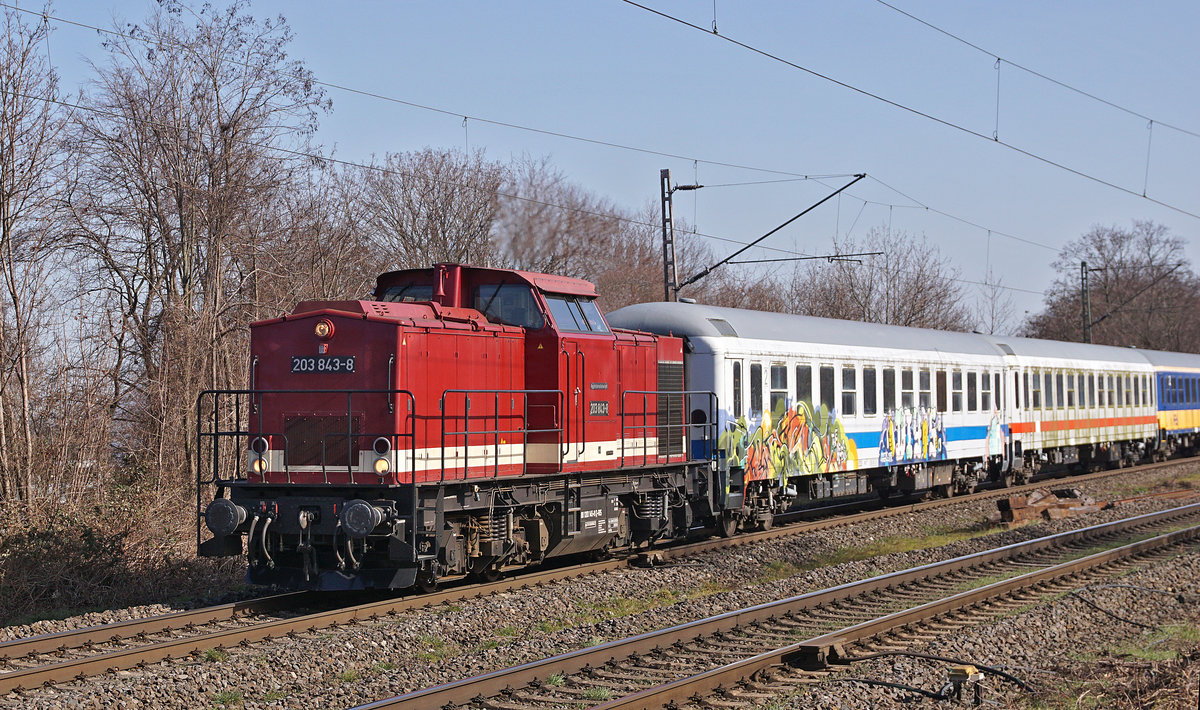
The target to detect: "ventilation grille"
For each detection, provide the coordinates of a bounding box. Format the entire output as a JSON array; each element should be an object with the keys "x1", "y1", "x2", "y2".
[{"x1": 656, "y1": 361, "x2": 685, "y2": 456}]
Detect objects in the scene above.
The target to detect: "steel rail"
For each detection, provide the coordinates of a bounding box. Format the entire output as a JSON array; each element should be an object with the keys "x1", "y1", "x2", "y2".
[
  {"x1": 591, "y1": 523, "x2": 1200, "y2": 709},
  {"x1": 0, "y1": 592, "x2": 311, "y2": 660},
  {"x1": 351, "y1": 502, "x2": 1200, "y2": 709}
]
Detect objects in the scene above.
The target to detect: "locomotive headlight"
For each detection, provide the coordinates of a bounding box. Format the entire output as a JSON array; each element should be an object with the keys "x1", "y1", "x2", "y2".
[
  {"x1": 248, "y1": 437, "x2": 269, "y2": 475},
  {"x1": 314, "y1": 318, "x2": 335, "y2": 340},
  {"x1": 373, "y1": 457, "x2": 390, "y2": 474}
]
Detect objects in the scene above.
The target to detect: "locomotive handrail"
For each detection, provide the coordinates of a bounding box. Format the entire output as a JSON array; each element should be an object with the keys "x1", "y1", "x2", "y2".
[
  {"x1": 195, "y1": 388, "x2": 419, "y2": 551},
  {"x1": 619, "y1": 389, "x2": 719, "y2": 467},
  {"x1": 437, "y1": 389, "x2": 565, "y2": 482}
]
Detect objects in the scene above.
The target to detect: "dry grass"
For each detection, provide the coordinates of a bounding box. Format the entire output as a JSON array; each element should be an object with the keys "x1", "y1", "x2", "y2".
[{"x1": 0, "y1": 484, "x2": 244, "y2": 626}]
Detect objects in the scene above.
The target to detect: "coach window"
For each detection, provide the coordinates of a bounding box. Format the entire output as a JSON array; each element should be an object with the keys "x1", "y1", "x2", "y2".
[
  {"x1": 883, "y1": 368, "x2": 896, "y2": 412},
  {"x1": 731, "y1": 362, "x2": 743, "y2": 416},
  {"x1": 842, "y1": 367, "x2": 857, "y2": 416},
  {"x1": 937, "y1": 371, "x2": 949, "y2": 412},
  {"x1": 1098, "y1": 374, "x2": 1108, "y2": 407},
  {"x1": 750, "y1": 364, "x2": 763, "y2": 418},
  {"x1": 820, "y1": 366, "x2": 836, "y2": 412},
  {"x1": 1107, "y1": 375, "x2": 1115, "y2": 406},
  {"x1": 796, "y1": 364, "x2": 812, "y2": 406},
  {"x1": 995, "y1": 373, "x2": 1003, "y2": 409},
  {"x1": 967, "y1": 372, "x2": 978, "y2": 412},
  {"x1": 951, "y1": 371, "x2": 963, "y2": 412},
  {"x1": 981, "y1": 371, "x2": 992, "y2": 410},
  {"x1": 1115, "y1": 375, "x2": 1124, "y2": 409},
  {"x1": 901, "y1": 369, "x2": 914, "y2": 408},
  {"x1": 1031, "y1": 370, "x2": 1042, "y2": 409},
  {"x1": 863, "y1": 367, "x2": 877, "y2": 415},
  {"x1": 1125, "y1": 375, "x2": 1133, "y2": 406},
  {"x1": 770, "y1": 365, "x2": 788, "y2": 414},
  {"x1": 1053, "y1": 373, "x2": 1063, "y2": 409},
  {"x1": 1133, "y1": 375, "x2": 1140, "y2": 407},
  {"x1": 1044, "y1": 372, "x2": 1054, "y2": 408},
  {"x1": 1021, "y1": 373, "x2": 1029, "y2": 409},
  {"x1": 1066, "y1": 374, "x2": 1076, "y2": 408},
  {"x1": 1088, "y1": 374, "x2": 1096, "y2": 408},
  {"x1": 918, "y1": 369, "x2": 931, "y2": 409},
  {"x1": 1145, "y1": 375, "x2": 1151, "y2": 406}
]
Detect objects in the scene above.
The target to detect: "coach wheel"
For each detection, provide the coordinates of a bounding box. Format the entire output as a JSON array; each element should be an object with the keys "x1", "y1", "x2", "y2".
[
  {"x1": 877, "y1": 485, "x2": 894, "y2": 500},
  {"x1": 758, "y1": 512, "x2": 774, "y2": 532},
  {"x1": 718, "y1": 513, "x2": 739, "y2": 538},
  {"x1": 473, "y1": 566, "x2": 502, "y2": 584},
  {"x1": 935, "y1": 484, "x2": 953, "y2": 499}
]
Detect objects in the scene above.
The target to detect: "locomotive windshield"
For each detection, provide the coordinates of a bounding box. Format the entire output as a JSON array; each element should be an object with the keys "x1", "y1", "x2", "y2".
[
  {"x1": 545, "y1": 294, "x2": 609, "y2": 334},
  {"x1": 473, "y1": 283, "x2": 545, "y2": 329},
  {"x1": 378, "y1": 283, "x2": 434, "y2": 303}
]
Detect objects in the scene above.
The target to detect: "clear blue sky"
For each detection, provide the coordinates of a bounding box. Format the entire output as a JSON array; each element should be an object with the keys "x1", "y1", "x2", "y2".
[{"x1": 38, "y1": 1, "x2": 1200, "y2": 328}]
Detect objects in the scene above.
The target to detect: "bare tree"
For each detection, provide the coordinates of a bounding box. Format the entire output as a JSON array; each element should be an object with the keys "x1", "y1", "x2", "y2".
[
  {"x1": 974, "y1": 267, "x2": 1016, "y2": 335},
  {"x1": 359, "y1": 148, "x2": 505, "y2": 270},
  {"x1": 789, "y1": 227, "x2": 974, "y2": 330},
  {"x1": 494, "y1": 155, "x2": 624, "y2": 279},
  {"x1": 65, "y1": 0, "x2": 328, "y2": 485},
  {"x1": 0, "y1": 6, "x2": 67, "y2": 501},
  {"x1": 1023, "y1": 221, "x2": 1200, "y2": 351}
]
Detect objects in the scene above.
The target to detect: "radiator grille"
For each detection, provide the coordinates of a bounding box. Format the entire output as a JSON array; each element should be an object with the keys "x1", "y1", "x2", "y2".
[
  {"x1": 284, "y1": 415, "x2": 360, "y2": 467},
  {"x1": 657, "y1": 362, "x2": 685, "y2": 456}
]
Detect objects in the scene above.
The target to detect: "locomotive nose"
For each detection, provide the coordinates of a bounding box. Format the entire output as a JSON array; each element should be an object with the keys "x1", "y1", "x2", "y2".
[
  {"x1": 339, "y1": 499, "x2": 384, "y2": 538},
  {"x1": 204, "y1": 498, "x2": 247, "y2": 537}
]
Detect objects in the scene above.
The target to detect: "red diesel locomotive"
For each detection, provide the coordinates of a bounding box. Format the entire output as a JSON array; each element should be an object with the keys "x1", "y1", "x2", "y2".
[{"x1": 198, "y1": 263, "x2": 718, "y2": 590}]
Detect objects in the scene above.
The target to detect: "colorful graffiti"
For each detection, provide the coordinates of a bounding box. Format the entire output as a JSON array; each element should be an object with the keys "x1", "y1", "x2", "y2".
[
  {"x1": 718, "y1": 400, "x2": 858, "y2": 483},
  {"x1": 878, "y1": 406, "x2": 946, "y2": 465},
  {"x1": 987, "y1": 411, "x2": 1006, "y2": 456}
]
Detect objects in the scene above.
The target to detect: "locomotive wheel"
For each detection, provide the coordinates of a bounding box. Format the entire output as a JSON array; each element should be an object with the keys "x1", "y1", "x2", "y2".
[
  {"x1": 758, "y1": 512, "x2": 774, "y2": 531},
  {"x1": 414, "y1": 571, "x2": 438, "y2": 594},
  {"x1": 718, "y1": 514, "x2": 739, "y2": 538}
]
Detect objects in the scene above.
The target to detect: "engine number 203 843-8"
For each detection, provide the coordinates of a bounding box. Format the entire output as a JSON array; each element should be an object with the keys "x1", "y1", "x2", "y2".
[{"x1": 290, "y1": 355, "x2": 356, "y2": 373}]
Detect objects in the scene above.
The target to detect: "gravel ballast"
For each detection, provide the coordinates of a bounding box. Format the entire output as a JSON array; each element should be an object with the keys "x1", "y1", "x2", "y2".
[{"x1": 3, "y1": 462, "x2": 1199, "y2": 709}]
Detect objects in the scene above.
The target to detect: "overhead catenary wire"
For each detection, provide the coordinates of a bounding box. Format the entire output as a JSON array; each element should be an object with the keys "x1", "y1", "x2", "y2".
[
  {"x1": 9, "y1": 76, "x2": 1050, "y2": 302},
  {"x1": 3, "y1": 2, "x2": 1078, "y2": 258},
  {"x1": 618, "y1": 0, "x2": 1200, "y2": 222},
  {"x1": 872, "y1": 0, "x2": 1200, "y2": 140}
]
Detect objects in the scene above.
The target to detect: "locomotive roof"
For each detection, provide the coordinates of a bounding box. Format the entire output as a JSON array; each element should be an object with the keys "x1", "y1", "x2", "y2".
[
  {"x1": 375, "y1": 263, "x2": 598, "y2": 298},
  {"x1": 607, "y1": 301, "x2": 1159, "y2": 366}
]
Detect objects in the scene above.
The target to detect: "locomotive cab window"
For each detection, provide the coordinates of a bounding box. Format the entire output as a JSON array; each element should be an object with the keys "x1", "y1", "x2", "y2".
[
  {"x1": 378, "y1": 283, "x2": 434, "y2": 302},
  {"x1": 474, "y1": 284, "x2": 546, "y2": 329},
  {"x1": 544, "y1": 294, "x2": 608, "y2": 333}
]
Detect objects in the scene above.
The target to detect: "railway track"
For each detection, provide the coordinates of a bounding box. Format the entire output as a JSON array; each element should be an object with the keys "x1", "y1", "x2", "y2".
[
  {"x1": 355, "y1": 502, "x2": 1200, "y2": 709},
  {"x1": 2, "y1": 456, "x2": 1194, "y2": 696}
]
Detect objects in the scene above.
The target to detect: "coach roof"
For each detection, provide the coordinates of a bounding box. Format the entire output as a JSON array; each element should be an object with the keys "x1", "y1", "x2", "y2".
[{"x1": 607, "y1": 301, "x2": 1004, "y2": 356}]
